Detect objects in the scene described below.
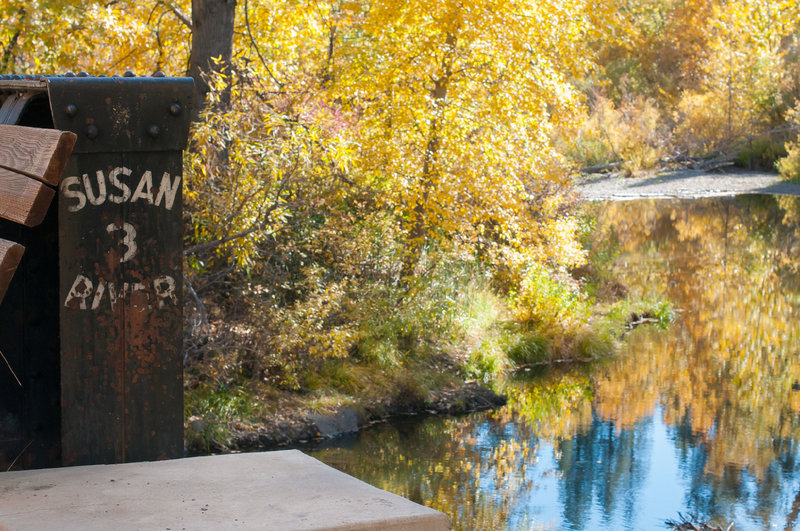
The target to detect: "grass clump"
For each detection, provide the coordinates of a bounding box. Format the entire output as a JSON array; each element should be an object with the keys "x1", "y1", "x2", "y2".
[
  {"x1": 507, "y1": 335, "x2": 549, "y2": 366},
  {"x1": 184, "y1": 384, "x2": 260, "y2": 452},
  {"x1": 606, "y1": 297, "x2": 676, "y2": 331}
]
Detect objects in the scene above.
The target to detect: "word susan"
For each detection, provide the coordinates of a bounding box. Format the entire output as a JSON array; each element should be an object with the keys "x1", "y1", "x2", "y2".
[{"x1": 61, "y1": 167, "x2": 181, "y2": 212}]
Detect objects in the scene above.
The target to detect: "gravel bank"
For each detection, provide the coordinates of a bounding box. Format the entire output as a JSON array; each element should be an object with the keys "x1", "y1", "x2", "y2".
[{"x1": 578, "y1": 168, "x2": 800, "y2": 201}]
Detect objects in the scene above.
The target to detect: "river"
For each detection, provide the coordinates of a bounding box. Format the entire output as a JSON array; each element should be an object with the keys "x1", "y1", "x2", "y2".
[{"x1": 307, "y1": 195, "x2": 800, "y2": 530}]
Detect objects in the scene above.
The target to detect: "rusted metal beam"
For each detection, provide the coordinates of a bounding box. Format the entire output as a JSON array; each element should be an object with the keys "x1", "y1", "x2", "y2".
[
  {"x1": 0, "y1": 74, "x2": 192, "y2": 469},
  {"x1": 50, "y1": 76, "x2": 192, "y2": 465}
]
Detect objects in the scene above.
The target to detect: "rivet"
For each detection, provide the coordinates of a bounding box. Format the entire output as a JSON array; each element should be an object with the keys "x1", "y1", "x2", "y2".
[
  {"x1": 86, "y1": 124, "x2": 99, "y2": 140},
  {"x1": 152, "y1": 71, "x2": 166, "y2": 78},
  {"x1": 65, "y1": 104, "x2": 78, "y2": 117},
  {"x1": 169, "y1": 103, "x2": 183, "y2": 116},
  {"x1": 64, "y1": 71, "x2": 76, "y2": 77},
  {"x1": 123, "y1": 71, "x2": 136, "y2": 78},
  {"x1": 147, "y1": 124, "x2": 160, "y2": 138},
  {"x1": 77, "y1": 71, "x2": 89, "y2": 77}
]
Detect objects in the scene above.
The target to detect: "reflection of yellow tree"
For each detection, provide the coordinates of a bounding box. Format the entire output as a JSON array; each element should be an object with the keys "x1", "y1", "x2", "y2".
[
  {"x1": 314, "y1": 197, "x2": 800, "y2": 528},
  {"x1": 485, "y1": 196, "x2": 800, "y2": 525},
  {"x1": 496, "y1": 371, "x2": 594, "y2": 440},
  {"x1": 587, "y1": 197, "x2": 800, "y2": 484},
  {"x1": 313, "y1": 415, "x2": 545, "y2": 530}
]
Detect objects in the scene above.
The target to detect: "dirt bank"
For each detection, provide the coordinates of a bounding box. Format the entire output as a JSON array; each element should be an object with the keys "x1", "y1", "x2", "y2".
[
  {"x1": 579, "y1": 168, "x2": 800, "y2": 201},
  {"x1": 188, "y1": 382, "x2": 507, "y2": 454}
]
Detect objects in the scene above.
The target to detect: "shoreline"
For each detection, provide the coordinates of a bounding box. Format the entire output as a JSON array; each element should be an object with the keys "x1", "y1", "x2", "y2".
[
  {"x1": 578, "y1": 168, "x2": 800, "y2": 201},
  {"x1": 187, "y1": 381, "x2": 507, "y2": 454}
]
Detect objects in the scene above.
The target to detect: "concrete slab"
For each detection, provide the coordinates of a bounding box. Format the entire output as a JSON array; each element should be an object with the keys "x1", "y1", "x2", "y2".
[{"x1": 0, "y1": 450, "x2": 450, "y2": 531}]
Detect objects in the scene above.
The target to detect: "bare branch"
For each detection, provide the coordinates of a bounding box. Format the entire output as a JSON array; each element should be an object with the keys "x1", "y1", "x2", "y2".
[
  {"x1": 184, "y1": 222, "x2": 269, "y2": 257},
  {"x1": 184, "y1": 274, "x2": 209, "y2": 329},
  {"x1": 157, "y1": 0, "x2": 192, "y2": 29}
]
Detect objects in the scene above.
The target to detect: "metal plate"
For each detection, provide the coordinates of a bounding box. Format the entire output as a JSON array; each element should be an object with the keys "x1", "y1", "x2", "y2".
[{"x1": 47, "y1": 76, "x2": 193, "y2": 153}]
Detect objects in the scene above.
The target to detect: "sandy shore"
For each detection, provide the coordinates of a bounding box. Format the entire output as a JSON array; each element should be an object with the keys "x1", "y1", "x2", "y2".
[{"x1": 578, "y1": 168, "x2": 800, "y2": 201}]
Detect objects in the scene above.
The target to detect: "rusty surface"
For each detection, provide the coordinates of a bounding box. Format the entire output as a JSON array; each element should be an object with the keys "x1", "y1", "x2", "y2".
[
  {"x1": 0, "y1": 75, "x2": 192, "y2": 468},
  {"x1": 59, "y1": 150, "x2": 184, "y2": 465},
  {"x1": 55, "y1": 78, "x2": 191, "y2": 465},
  {"x1": 48, "y1": 77, "x2": 193, "y2": 153}
]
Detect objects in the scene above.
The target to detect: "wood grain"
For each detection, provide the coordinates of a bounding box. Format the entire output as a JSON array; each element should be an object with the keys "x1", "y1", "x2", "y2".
[
  {"x1": 0, "y1": 238, "x2": 24, "y2": 306},
  {"x1": 0, "y1": 124, "x2": 76, "y2": 186},
  {"x1": 0, "y1": 166, "x2": 56, "y2": 227}
]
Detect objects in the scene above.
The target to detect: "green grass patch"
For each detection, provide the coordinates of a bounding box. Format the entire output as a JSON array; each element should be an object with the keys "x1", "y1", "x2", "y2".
[{"x1": 184, "y1": 384, "x2": 260, "y2": 452}]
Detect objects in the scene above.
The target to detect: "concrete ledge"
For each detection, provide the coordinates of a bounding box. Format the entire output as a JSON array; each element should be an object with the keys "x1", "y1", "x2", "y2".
[{"x1": 0, "y1": 450, "x2": 450, "y2": 530}]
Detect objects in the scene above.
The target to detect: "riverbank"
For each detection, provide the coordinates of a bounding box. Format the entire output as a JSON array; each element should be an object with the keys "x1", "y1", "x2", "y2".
[
  {"x1": 578, "y1": 168, "x2": 800, "y2": 201},
  {"x1": 186, "y1": 381, "x2": 507, "y2": 453}
]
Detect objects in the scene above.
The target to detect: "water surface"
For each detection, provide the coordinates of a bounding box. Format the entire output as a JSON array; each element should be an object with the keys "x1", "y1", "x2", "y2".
[{"x1": 309, "y1": 196, "x2": 800, "y2": 530}]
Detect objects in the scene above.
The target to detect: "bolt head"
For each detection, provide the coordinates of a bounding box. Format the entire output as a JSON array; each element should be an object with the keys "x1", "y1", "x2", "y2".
[
  {"x1": 169, "y1": 103, "x2": 183, "y2": 116},
  {"x1": 65, "y1": 104, "x2": 78, "y2": 117},
  {"x1": 86, "y1": 124, "x2": 99, "y2": 140},
  {"x1": 147, "y1": 124, "x2": 160, "y2": 138}
]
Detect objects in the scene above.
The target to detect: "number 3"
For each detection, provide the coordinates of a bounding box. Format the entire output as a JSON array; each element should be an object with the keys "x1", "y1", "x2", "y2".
[{"x1": 106, "y1": 222, "x2": 138, "y2": 263}]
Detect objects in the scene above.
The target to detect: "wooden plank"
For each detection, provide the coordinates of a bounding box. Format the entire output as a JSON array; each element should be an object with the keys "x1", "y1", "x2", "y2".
[
  {"x1": 0, "y1": 124, "x2": 76, "y2": 186},
  {"x1": 0, "y1": 237, "x2": 24, "y2": 306},
  {"x1": 0, "y1": 167, "x2": 56, "y2": 227},
  {"x1": 0, "y1": 92, "x2": 39, "y2": 125}
]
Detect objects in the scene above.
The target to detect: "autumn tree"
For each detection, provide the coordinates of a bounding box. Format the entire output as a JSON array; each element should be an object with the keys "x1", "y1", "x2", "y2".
[
  {"x1": 0, "y1": 1, "x2": 191, "y2": 76},
  {"x1": 588, "y1": 0, "x2": 716, "y2": 103},
  {"x1": 328, "y1": 0, "x2": 592, "y2": 279}
]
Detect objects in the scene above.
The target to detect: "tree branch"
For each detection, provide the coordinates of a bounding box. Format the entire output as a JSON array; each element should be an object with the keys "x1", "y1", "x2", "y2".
[
  {"x1": 243, "y1": 0, "x2": 284, "y2": 88},
  {"x1": 158, "y1": 0, "x2": 192, "y2": 29}
]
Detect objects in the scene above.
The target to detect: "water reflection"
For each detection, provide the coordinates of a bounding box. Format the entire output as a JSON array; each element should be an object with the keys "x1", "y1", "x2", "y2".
[{"x1": 309, "y1": 196, "x2": 800, "y2": 530}]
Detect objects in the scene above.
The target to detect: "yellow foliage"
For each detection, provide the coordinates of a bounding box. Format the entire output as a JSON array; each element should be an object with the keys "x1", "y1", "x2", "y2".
[
  {"x1": 777, "y1": 140, "x2": 800, "y2": 181},
  {"x1": 778, "y1": 104, "x2": 800, "y2": 181},
  {"x1": 323, "y1": 0, "x2": 593, "y2": 273},
  {"x1": 0, "y1": 0, "x2": 191, "y2": 75},
  {"x1": 672, "y1": 91, "x2": 733, "y2": 155},
  {"x1": 567, "y1": 92, "x2": 668, "y2": 170}
]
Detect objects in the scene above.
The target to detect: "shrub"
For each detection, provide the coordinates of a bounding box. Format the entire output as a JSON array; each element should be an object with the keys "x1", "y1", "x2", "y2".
[
  {"x1": 777, "y1": 140, "x2": 800, "y2": 182},
  {"x1": 509, "y1": 262, "x2": 589, "y2": 331},
  {"x1": 184, "y1": 384, "x2": 259, "y2": 452},
  {"x1": 564, "y1": 92, "x2": 669, "y2": 171},
  {"x1": 734, "y1": 137, "x2": 787, "y2": 171},
  {"x1": 673, "y1": 91, "x2": 734, "y2": 156}
]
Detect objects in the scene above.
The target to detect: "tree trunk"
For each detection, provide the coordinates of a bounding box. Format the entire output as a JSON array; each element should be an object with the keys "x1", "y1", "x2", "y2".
[
  {"x1": 187, "y1": 0, "x2": 236, "y2": 122},
  {"x1": 400, "y1": 33, "x2": 456, "y2": 280},
  {"x1": 0, "y1": 6, "x2": 26, "y2": 74}
]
